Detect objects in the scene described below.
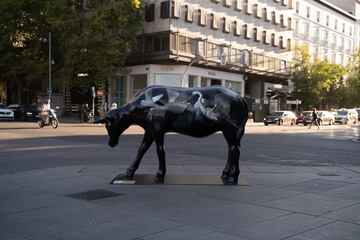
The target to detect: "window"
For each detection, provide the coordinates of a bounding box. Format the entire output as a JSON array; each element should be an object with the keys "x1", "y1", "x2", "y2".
[
  {"x1": 306, "y1": 6, "x2": 310, "y2": 18},
  {"x1": 130, "y1": 75, "x2": 147, "y2": 96},
  {"x1": 155, "y1": 74, "x2": 181, "y2": 87},
  {"x1": 145, "y1": 4, "x2": 155, "y2": 22},
  {"x1": 160, "y1": 1, "x2": 170, "y2": 19},
  {"x1": 296, "y1": 1, "x2": 299, "y2": 14},
  {"x1": 342, "y1": 23, "x2": 345, "y2": 33},
  {"x1": 326, "y1": 15, "x2": 329, "y2": 26},
  {"x1": 188, "y1": 75, "x2": 198, "y2": 88},
  {"x1": 234, "y1": 21, "x2": 242, "y2": 36},
  {"x1": 235, "y1": 0, "x2": 242, "y2": 11},
  {"x1": 179, "y1": 35, "x2": 187, "y2": 52},
  {"x1": 244, "y1": 24, "x2": 251, "y2": 39},
  {"x1": 198, "y1": 9, "x2": 206, "y2": 26},
  {"x1": 211, "y1": 13, "x2": 219, "y2": 29},
  {"x1": 223, "y1": 17, "x2": 230, "y2": 33},
  {"x1": 225, "y1": 80, "x2": 242, "y2": 94},
  {"x1": 263, "y1": 31, "x2": 270, "y2": 44},
  {"x1": 350, "y1": 26, "x2": 353, "y2": 36},
  {"x1": 172, "y1": 0, "x2": 180, "y2": 18},
  {"x1": 185, "y1": 5, "x2": 193, "y2": 22},
  {"x1": 335, "y1": 19, "x2": 338, "y2": 30},
  {"x1": 316, "y1": 11, "x2": 320, "y2": 22},
  {"x1": 224, "y1": 0, "x2": 232, "y2": 7}
]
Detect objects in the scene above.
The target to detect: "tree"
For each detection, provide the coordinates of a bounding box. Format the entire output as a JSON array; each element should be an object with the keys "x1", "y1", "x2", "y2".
[
  {"x1": 345, "y1": 49, "x2": 360, "y2": 107},
  {"x1": 0, "y1": 0, "x2": 51, "y2": 103},
  {"x1": 0, "y1": 0, "x2": 143, "y2": 104},
  {"x1": 291, "y1": 45, "x2": 346, "y2": 110}
]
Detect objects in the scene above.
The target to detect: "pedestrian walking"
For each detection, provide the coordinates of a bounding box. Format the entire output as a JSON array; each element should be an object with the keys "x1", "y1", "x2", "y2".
[{"x1": 309, "y1": 108, "x2": 319, "y2": 130}]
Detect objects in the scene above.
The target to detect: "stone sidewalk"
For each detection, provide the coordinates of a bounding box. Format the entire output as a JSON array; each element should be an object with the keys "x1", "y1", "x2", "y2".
[{"x1": 1, "y1": 164, "x2": 360, "y2": 240}]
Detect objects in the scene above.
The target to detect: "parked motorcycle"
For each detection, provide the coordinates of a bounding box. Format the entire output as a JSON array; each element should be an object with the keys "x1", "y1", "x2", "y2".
[{"x1": 38, "y1": 108, "x2": 59, "y2": 129}]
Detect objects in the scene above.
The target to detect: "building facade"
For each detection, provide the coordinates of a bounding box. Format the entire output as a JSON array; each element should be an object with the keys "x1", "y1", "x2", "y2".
[
  {"x1": 108, "y1": 0, "x2": 360, "y2": 120},
  {"x1": 293, "y1": 0, "x2": 357, "y2": 65},
  {"x1": 109, "y1": 0, "x2": 295, "y2": 121}
]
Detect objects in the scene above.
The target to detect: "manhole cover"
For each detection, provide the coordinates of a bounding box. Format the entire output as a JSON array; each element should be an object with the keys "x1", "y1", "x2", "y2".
[{"x1": 66, "y1": 189, "x2": 124, "y2": 201}]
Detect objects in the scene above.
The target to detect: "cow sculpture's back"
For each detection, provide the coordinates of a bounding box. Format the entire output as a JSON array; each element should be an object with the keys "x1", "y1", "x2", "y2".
[{"x1": 99, "y1": 85, "x2": 248, "y2": 184}]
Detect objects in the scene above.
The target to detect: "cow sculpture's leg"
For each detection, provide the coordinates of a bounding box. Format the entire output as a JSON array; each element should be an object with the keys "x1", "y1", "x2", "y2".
[
  {"x1": 154, "y1": 133, "x2": 166, "y2": 183},
  {"x1": 125, "y1": 131, "x2": 154, "y2": 179},
  {"x1": 221, "y1": 126, "x2": 243, "y2": 185}
]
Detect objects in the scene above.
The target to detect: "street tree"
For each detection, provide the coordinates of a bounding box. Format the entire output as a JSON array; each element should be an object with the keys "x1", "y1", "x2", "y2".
[
  {"x1": 0, "y1": 0, "x2": 143, "y2": 104},
  {"x1": 291, "y1": 45, "x2": 346, "y2": 110}
]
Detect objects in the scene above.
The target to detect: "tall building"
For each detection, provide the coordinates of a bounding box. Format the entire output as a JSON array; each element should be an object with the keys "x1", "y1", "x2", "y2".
[
  {"x1": 108, "y1": 0, "x2": 360, "y2": 120},
  {"x1": 293, "y1": 0, "x2": 357, "y2": 65},
  {"x1": 110, "y1": 0, "x2": 295, "y2": 120}
]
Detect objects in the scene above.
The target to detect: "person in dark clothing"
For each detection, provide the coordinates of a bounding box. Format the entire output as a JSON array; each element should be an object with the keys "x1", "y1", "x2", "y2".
[{"x1": 309, "y1": 108, "x2": 319, "y2": 130}]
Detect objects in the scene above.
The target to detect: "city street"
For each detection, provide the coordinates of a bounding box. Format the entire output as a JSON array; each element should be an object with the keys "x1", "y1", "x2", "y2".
[
  {"x1": 0, "y1": 121, "x2": 360, "y2": 240},
  {"x1": 0, "y1": 121, "x2": 359, "y2": 173}
]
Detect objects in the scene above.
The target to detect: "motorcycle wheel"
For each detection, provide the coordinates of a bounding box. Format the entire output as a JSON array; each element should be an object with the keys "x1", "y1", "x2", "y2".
[
  {"x1": 51, "y1": 119, "x2": 59, "y2": 129},
  {"x1": 38, "y1": 120, "x2": 44, "y2": 128}
]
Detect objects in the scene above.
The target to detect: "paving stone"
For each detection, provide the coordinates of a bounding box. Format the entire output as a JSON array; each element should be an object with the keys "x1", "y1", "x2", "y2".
[
  {"x1": 260, "y1": 193, "x2": 356, "y2": 216},
  {"x1": 229, "y1": 213, "x2": 333, "y2": 240},
  {"x1": 0, "y1": 201, "x2": 94, "y2": 229},
  {"x1": 35, "y1": 214, "x2": 182, "y2": 240},
  {"x1": 139, "y1": 225, "x2": 212, "y2": 240},
  {"x1": 322, "y1": 183, "x2": 360, "y2": 199},
  {"x1": 0, "y1": 166, "x2": 85, "y2": 184},
  {"x1": 0, "y1": 182, "x2": 44, "y2": 200},
  {"x1": 0, "y1": 193, "x2": 80, "y2": 215},
  {"x1": 283, "y1": 178, "x2": 353, "y2": 194},
  {"x1": 192, "y1": 232, "x2": 249, "y2": 240},
  {"x1": 194, "y1": 185, "x2": 302, "y2": 204},
  {"x1": 179, "y1": 201, "x2": 289, "y2": 232},
  {"x1": 0, "y1": 229, "x2": 16, "y2": 240},
  {"x1": 0, "y1": 205, "x2": 130, "y2": 239},
  {"x1": 19, "y1": 175, "x2": 109, "y2": 195},
  {"x1": 324, "y1": 203, "x2": 360, "y2": 224},
  {"x1": 246, "y1": 173, "x2": 315, "y2": 187},
  {"x1": 295, "y1": 221, "x2": 360, "y2": 240}
]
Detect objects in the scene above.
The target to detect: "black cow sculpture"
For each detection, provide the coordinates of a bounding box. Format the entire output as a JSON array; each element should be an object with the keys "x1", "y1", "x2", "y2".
[{"x1": 97, "y1": 85, "x2": 248, "y2": 185}]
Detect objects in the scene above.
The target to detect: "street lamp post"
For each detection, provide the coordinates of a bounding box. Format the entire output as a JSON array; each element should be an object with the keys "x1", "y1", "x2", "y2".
[{"x1": 48, "y1": 32, "x2": 52, "y2": 102}]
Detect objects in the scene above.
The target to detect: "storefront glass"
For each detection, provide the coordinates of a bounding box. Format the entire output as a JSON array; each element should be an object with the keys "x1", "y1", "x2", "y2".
[
  {"x1": 225, "y1": 80, "x2": 243, "y2": 94},
  {"x1": 111, "y1": 76, "x2": 127, "y2": 106},
  {"x1": 131, "y1": 74, "x2": 147, "y2": 96},
  {"x1": 155, "y1": 74, "x2": 181, "y2": 87}
]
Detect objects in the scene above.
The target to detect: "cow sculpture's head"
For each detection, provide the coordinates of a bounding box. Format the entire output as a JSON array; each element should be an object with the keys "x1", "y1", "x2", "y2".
[{"x1": 96, "y1": 108, "x2": 131, "y2": 148}]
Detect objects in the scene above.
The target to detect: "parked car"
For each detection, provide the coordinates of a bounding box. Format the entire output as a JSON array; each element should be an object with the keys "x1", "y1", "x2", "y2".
[
  {"x1": 294, "y1": 111, "x2": 304, "y2": 124},
  {"x1": 356, "y1": 109, "x2": 360, "y2": 121},
  {"x1": 0, "y1": 103, "x2": 14, "y2": 121},
  {"x1": 334, "y1": 109, "x2": 358, "y2": 124},
  {"x1": 7, "y1": 104, "x2": 26, "y2": 121},
  {"x1": 264, "y1": 111, "x2": 297, "y2": 126},
  {"x1": 302, "y1": 111, "x2": 313, "y2": 126},
  {"x1": 24, "y1": 105, "x2": 40, "y2": 121},
  {"x1": 317, "y1": 111, "x2": 335, "y2": 125}
]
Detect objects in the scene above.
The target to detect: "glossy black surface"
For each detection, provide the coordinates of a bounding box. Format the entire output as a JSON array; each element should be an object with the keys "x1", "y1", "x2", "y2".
[{"x1": 99, "y1": 85, "x2": 248, "y2": 184}]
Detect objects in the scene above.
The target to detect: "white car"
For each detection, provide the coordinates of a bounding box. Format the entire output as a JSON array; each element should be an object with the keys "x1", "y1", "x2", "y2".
[
  {"x1": 335, "y1": 109, "x2": 358, "y2": 124},
  {"x1": 0, "y1": 103, "x2": 14, "y2": 121}
]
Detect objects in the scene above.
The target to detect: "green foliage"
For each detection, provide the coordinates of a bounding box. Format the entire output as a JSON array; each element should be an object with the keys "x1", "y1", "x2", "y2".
[
  {"x1": 0, "y1": 0, "x2": 143, "y2": 103},
  {"x1": 291, "y1": 45, "x2": 347, "y2": 110}
]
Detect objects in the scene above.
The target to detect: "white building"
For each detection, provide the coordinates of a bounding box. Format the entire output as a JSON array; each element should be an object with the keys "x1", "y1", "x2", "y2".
[
  {"x1": 109, "y1": 0, "x2": 295, "y2": 120},
  {"x1": 293, "y1": 0, "x2": 357, "y2": 65}
]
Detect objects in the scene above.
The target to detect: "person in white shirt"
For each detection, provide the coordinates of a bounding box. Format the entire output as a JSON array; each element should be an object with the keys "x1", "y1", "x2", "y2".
[{"x1": 41, "y1": 99, "x2": 51, "y2": 124}]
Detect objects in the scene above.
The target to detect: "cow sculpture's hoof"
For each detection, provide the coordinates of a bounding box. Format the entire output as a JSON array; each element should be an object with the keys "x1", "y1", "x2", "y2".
[
  {"x1": 154, "y1": 171, "x2": 165, "y2": 183},
  {"x1": 222, "y1": 175, "x2": 238, "y2": 185},
  {"x1": 125, "y1": 168, "x2": 136, "y2": 179}
]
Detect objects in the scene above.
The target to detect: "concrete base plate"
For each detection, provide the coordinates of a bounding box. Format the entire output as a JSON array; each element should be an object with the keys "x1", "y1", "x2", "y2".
[{"x1": 111, "y1": 174, "x2": 249, "y2": 186}]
